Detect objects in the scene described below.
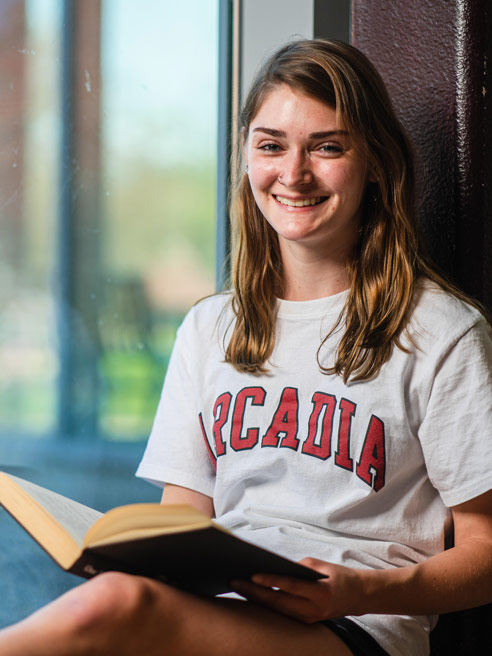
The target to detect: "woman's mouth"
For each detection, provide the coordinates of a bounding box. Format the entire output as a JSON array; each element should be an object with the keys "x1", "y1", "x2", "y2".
[{"x1": 274, "y1": 195, "x2": 328, "y2": 207}]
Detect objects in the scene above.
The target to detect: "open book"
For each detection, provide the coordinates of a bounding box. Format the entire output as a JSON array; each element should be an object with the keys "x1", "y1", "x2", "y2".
[{"x1": 0, "y1": 472, "x2": 321, "y2": 595}]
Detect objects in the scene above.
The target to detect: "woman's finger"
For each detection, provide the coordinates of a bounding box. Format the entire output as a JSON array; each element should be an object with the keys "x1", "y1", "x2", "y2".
[{"x1": 250, "y1": 573, "x2": 327, "y2": 599}]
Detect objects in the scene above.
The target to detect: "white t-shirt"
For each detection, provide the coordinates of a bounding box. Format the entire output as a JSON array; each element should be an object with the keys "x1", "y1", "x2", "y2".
[{"x1": 136, "y1": 280, "x2": 492, "y2": 656}]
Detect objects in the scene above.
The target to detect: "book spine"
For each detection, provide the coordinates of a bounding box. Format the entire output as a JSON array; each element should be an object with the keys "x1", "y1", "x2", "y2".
[
  {"x1": 69, "y1": 549, "x2": 227, "y2": 596},
  {"x1": 69, "y1": 550, "x2": 140, "y2": 579}
]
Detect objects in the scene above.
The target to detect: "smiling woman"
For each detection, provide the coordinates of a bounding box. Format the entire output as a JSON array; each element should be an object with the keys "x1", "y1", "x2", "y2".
[
  {"x1": 1, "y1": 37, "x2": 492, "y2": 656},
  {"x1": 227, "y1": 39, "x2": 427, "y2": 381},
  {"x1": 244, "y1": 85, "x2": 370, "y2": 299}
]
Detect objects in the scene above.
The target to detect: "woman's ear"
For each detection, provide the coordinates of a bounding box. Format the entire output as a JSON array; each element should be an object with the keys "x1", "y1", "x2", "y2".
[
  {"x1": 361, "y1": 151, "x2": 378, "y2": 184},
  {"x1": 367, "y1": 162, "x2": 378, "y2": 184}
]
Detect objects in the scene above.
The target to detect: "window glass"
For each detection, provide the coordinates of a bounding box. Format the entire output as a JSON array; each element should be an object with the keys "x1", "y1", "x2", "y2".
[
  {"x1": 0, "y1": 0, "x2": 218, "y2": 441},
  {"x1": 0, "y1": 1, "x2": 218, "y2": 628},
  {"x1": 100, "y1": 0, "x2": 217, "y2": 439}
]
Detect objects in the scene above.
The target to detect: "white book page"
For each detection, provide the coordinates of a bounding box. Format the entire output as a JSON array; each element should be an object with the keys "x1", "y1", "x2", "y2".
[{"x1": 7, "y1": 474, "x2": 103, "y2": 547}]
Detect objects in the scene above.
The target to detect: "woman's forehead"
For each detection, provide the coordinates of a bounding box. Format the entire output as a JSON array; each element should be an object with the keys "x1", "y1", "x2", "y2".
[{"x1": 249, "y1": 84, "x2": 343, "y2": 131}]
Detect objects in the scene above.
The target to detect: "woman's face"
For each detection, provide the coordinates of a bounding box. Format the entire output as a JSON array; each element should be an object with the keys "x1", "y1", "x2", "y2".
[{"x1": 244, "y1": 84, "x2": 370, "y2": 259}]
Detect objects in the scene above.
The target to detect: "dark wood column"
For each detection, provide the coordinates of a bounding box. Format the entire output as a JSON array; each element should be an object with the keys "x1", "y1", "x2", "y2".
[{"x1": 352, "y1": 0, "x2": 492, "y2": 310}]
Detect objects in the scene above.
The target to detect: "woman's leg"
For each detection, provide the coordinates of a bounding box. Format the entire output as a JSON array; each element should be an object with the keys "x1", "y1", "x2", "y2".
[{"x1": 0, "y1": 572, "x2": 353, "y2": 656}]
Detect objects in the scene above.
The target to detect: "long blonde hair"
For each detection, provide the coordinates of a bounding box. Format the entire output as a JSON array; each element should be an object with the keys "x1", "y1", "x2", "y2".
[{"x1": 225, "y1": 39, "x2": 480, "y2": 382}]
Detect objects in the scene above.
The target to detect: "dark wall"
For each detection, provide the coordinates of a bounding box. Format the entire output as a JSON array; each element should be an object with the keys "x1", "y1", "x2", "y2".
[
  {"x1": 352, "y1": 6, "x2": 492, "y2": 653},
  {"x1": 352, "y1": 0, "x2": 492, "y2": 310}
]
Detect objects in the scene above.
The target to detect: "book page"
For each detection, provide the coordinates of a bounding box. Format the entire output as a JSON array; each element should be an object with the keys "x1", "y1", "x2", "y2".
[
  {"x1": 5, "y1": 474, "x2": 103, "y2": 546},
  {"x1": 85, "y1": 503, "x2": 211, "y2": 546}
]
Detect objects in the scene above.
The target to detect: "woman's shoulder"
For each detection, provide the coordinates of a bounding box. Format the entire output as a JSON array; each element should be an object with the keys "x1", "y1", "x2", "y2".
[
  {"x1": 187, "y1": 290, "x2": 233, "y2": 318},
  {"x1": 178, "y1": 291, "x2": 234, "y2": 337},
  {"x1": 408, "y1": 278, "x2": 488, "y2": 347}
]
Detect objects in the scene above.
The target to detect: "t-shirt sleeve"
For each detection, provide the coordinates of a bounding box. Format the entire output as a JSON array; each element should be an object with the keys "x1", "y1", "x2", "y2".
[
  {"x1": 418, "y1": 317, "x2": 492, "y2": 507},
  {"x1": 135, "y1": 313, "x2": 216, "y2": 497}
]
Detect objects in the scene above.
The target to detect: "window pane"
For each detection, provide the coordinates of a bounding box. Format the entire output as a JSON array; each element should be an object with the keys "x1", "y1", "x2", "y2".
[
  {"x1": 99, "y1": 0, "x2": 218, "y2": 439},
  {"x1": 0, "y1": 1, "x2": 219, "y2": 627},
  {"x1": 0, "y1": 0, "x2": 218, "y2": 441}
]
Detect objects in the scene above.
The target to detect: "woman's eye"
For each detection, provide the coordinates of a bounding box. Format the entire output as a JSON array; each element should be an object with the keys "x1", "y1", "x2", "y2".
[
  {"x1": 258, "y1": 143, "x2": 281, "y2": 152},
  {"x1": 319, "y1": 143, "x2": 343, "y2": 155}
]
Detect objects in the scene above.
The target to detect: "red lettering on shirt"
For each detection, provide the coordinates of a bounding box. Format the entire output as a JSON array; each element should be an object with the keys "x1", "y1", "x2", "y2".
[
  {"x1": 231, "y1": 387, "x2": 266, "y2": 451},
  {"x1": 301, "y1": 392, "x2": 337, "y2": 460},
  {"x1": 262, "y1": 387, "x2": 300, "y2": 450},
  {"x1": 356, "y1": 415, "x2": 386, "y2": 491}
]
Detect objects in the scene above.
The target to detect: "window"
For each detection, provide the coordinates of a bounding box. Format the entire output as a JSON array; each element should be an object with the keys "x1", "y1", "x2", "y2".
[{"x1": 0, "y1": 0, "x2": 218, "y2": 627}]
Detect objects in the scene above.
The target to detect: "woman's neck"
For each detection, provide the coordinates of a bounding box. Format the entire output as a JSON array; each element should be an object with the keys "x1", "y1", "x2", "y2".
[{"x1": 279, "y1": 244, "x2": 352, "y2": 302}]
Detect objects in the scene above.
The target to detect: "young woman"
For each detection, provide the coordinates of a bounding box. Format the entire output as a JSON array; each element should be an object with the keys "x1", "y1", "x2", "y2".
[{"x1": 1, "y1": 38, "x2": 492, "y2": 656}]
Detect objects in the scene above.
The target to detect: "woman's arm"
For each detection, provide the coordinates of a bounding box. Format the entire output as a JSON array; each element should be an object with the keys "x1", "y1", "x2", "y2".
[
  {"x1": 357, "y1": 487, "x2": 492, "y2": 615},
  {"x1": 231, "y1": 489, "x2": 492, "y2": 622},
  {"x1": 161, "y1": 483, "x2": 214, "y2": 518}
]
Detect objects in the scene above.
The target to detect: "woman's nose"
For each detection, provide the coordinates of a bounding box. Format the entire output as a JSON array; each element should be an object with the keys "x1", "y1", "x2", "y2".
[{"x1": 277, "y1": 150, "x2": 313, "y2": 187}]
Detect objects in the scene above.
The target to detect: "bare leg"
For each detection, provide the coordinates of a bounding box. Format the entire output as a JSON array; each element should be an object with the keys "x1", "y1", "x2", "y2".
[{"x1": 0, "y1": 573, "x2": 353, "y2": 656}]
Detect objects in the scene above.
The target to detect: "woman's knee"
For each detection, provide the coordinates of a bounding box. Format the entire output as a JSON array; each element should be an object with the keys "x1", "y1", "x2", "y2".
[
  {"x1": 0, "y1": 573, "x2": 166, "y2": 656},
  {"x1": 63, "y1": 573, "x2": 166, "y2": 638}
]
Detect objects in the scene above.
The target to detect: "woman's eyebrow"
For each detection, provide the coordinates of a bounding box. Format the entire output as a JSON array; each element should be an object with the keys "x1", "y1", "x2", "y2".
[
  {"x1": 251, "y1": 127, "x2": 349, "y2": 138},
  {"x1": 310, "y1": 130, "x2": 349, "y2": 139},
  {"x1": 251, "y1": 127, "x2": 286, "y2": 137}
]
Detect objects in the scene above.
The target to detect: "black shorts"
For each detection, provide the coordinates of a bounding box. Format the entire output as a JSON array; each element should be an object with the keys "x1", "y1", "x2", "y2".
[{"x1": 322, "y1": 618, "x2": 389, "y2": 656}]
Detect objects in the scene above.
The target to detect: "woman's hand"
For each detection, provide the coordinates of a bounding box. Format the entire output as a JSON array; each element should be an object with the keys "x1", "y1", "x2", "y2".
[
  {"x1": 231, "y1": 559, "x2": 364, "y2": 623},
  {"x1": 232, "y1": 489, "x2": 492, "y2": 622}
]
